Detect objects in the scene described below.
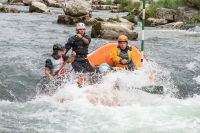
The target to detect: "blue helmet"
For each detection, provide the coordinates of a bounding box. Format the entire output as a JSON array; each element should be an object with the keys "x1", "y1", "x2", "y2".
[{"x1": 99, "y1": 63, "x2": 110, "y2": 74}]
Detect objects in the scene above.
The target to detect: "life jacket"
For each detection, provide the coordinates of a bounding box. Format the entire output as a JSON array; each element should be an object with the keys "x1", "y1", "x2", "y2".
[
  {"x1": 50, "y1": 57, "x2": 66, "y2": 77},
  {"x1": 117, "y1": 46, "x2": 132, "y2": 65},
  {"x1": 72, "y1": 35, "x2": 88, "y2": 58}
]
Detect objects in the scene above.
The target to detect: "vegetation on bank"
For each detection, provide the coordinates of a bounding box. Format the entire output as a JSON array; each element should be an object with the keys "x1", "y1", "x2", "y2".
[
  {"x1": 105, "y1": 0, "x2": 112, "y2": 5},
  {"x1": 117, "y1": 0, "x2": 141, "y2": 23},
  {"x1": 187, "y1": 12, "x2": 200, "y2": 24},
  {"x1": 116, "y1": 0, "x2": 200, "y2": 24},
  {"x1": 119, "y1": 0, "x2": 141, "y2": 12},
  {"x1": 147, "y1": 0, "x2": 200, "y2": 23},
  {"x1": 146, "y1": 0, "x2": 185, "y2": 18},
  {"x1": 104, "y1": 0, "x2": 200, "y2": 24}
]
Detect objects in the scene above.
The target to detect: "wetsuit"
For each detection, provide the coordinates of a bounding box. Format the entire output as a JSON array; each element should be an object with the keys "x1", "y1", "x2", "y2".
[
  {"x1": 38, "y1": 54, "x2": 69, "y2": 94},
  {"x1": 65, "y1": 34, "x2": 95, "y2": 73},
  {"x1": 45, "y1": 54, "x2": 69, "y2": 76}
]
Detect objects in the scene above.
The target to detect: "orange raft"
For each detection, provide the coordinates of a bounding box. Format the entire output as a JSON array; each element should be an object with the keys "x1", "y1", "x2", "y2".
[{"x1": 87, "y1": 43, "x2": 142, "y2": 68}]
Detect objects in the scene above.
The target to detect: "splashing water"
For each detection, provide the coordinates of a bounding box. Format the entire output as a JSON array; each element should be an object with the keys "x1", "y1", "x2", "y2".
[
  {"x1": 1, "y1": 7, "x2": 200, "y2": 132},
  {"x1": 36, "y1": 60, "x2": 176, "y2": 106}
]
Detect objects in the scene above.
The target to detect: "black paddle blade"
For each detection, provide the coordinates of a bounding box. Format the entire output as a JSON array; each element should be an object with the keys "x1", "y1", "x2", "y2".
[
  {"x1": 36, "y1": 76, "x2": 50, "y2": 95},
  {"x1": 136, "y1": 85, "x2": 164, "y2": 95}
]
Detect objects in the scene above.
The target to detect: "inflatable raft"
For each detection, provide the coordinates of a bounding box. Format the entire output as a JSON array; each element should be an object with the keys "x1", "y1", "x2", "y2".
[
  {"x1": 87, "y1": 44, "x2": 164, "y2": 94},
  {"x1": 87, "y1": 43, "x2": 142, "y2": 68}
]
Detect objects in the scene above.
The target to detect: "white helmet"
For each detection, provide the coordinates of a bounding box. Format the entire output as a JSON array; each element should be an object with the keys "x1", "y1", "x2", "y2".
[
  {"x1": 76, "y1": 23, "x2": 86, "y2": 30},
  {"x1": 99, "y1": 63, "x2": 110, "y2": 74}
]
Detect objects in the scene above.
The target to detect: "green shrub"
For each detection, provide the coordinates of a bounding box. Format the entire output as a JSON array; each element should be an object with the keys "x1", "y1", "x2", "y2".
[
  {"x1": 184, "y1": 0, "x2": 200, "y2": 9},
  {"x1": 124, "y1": 13, "x2": 135, "y2": 23},
  {"x1": 187, "y1": 12, "x2": 200, "y2": 24},
  {"x1": 120, "y1": 0, "x2": 130, "y2": 8},
  {"x1": 113, "y1": 0, "x2": 120, "y2": 4},
  {"x1": 156, "y1": 0, "x2": 185, "y2": 9},
  {"x1": 105, "y1": 0, "x2": 112, "y2": 5},
  {"x1": 147, "y1": 0, "x2": 186, "y2": 18},
  {"x1": 119, "y1": 0, "x2": 141, "y2": 13},
  {"x1": 146, "y1": 4, "x2": 158, "y2": 18}
]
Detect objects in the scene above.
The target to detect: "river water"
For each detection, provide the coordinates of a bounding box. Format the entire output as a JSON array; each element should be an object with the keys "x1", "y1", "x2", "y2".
[{"x1": 0, "y1": 6, "x2": 200, "y2": 133}]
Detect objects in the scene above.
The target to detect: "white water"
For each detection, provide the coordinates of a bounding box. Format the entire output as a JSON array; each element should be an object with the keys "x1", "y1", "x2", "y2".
[
  {"x1": 1, "y1": 7, "x2": 200, "y2": 132},
  {"x1": 186, "y1": 55, "x2": 200, "y2": 85},
  {"x1": 3, "y1": 61, "x2": 198, "y2": 133},
  {"x1": 1, "y1": 73, "x2": 200, "y2": 133}
]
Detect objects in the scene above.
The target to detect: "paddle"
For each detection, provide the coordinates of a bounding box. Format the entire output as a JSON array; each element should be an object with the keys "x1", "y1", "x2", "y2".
[{"x1": 135, "y1": 85, "x2": 164, "y2": 95}]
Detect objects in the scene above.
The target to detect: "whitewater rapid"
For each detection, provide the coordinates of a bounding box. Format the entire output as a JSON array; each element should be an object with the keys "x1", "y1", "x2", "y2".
[{"x1": 0, "y1": 6, "x2": 200, "y2": 132}]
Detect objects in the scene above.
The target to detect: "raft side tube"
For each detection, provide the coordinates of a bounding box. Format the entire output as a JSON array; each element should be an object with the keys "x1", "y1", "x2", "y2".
[{"x1": 88, "y1": 43, "x2": 142, "y2": 68}]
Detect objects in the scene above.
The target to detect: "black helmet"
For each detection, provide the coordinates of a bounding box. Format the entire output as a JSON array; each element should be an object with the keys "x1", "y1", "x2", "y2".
[{"x1": 53, "y1": 44, "x2": 64, "y2": 52}]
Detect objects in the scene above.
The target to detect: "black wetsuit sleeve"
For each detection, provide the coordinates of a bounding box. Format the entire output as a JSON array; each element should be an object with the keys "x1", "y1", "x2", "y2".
[
  {"x1": 65, "y1": 37, "x2": 74, "y2": 51},
  {"x1": 63, "y1": 55, "x2": 69, "y2": 61},
  {"x1": 45, "y1": 59, "x2": 53, "y2": 69},
  {"x1": 85, "y1": 34, "x2": 91, "y2": 43}
]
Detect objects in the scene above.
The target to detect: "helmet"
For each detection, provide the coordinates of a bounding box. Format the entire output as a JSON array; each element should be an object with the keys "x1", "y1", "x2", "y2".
[
  {"x1": 76, "y1": 23, "x2": 86, "y2": 30},
  {"x1": 118, "y1": 35, "x2": 128, "y2": 42},
  {"x1": 53, "y1": 44, "x2": 64, "y2": 52},
  {"x1": 99, "y1": 63, "x2": 110, "y2": 74}
]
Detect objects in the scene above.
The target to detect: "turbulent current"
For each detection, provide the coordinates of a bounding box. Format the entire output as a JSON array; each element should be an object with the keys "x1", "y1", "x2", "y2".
[{"x1": 0, "y1": 6, "x2": 200, "y2": 133}]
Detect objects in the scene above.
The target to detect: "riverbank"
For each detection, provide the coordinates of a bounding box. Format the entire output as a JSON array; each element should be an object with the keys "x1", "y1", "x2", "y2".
[{"x1": 91, "y1": 0, "x2": 200, "y2": 29}]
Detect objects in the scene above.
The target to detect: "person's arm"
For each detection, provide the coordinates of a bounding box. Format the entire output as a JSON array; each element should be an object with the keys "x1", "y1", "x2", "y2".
[
  {"x1": 110, "y1": 48, "x2": 121, "y2": 63},
  {"x1": 82, "y1": 36, "x2": 90, "y2": 45},
  {"x1": 63, "y1": 55, "x2": 73, "y2": 64},
  {"x1": 65, "y1": 37, "x2": 73, "y2": 54},
  {"x1": 45, "y1": 59, "x2": 53, "y2": 80},
  {"x1": 76, "y1": 34, "x2": 91, "y2": 45},
  {"x1": 45, "y1": 67, "x2": 53, "y2": 80}
]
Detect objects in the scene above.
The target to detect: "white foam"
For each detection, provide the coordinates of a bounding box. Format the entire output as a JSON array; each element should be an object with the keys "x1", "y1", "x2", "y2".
[
  {"x1": 188, "y1": 26, "x2": 200, "y2": 32},
  {"x1": 194, "y1": 55, "x2": 200, "y2": 62},
  {"x1": 193, "y1": 76, "x2": 200, "y2": 84},
  {"x1": 43, "y1": 60, "x2": 176, "y2": 106},
  {"x1": 186, "y1": 62, "x2": 197, "y2": 71}
]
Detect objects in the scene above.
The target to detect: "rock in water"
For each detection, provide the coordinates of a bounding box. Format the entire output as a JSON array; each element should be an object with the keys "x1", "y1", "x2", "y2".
[
  {"x1": 146, "y1": 17, "x2": 168, "y2": 26},
  {"x1": 92, "y1": 5, "x2": 119, "y2": 10},
  {"x1": 158, "y1": 22, "x2": 184, "y2": 29},
  {"x1": 43, "y1": 0, "x2": 61, "y2": 8},
  {"x1": 92, "y1": 0, "x2": 112, "y2": 5},
  {"x1": 62, "y1": 0, "x2": 92, "y2": 17},
  {"x1": 176, "y1": 7, "x2": 199, "y2": 22},
  {"x1": 7, "y1": 0, "x2": 23, "y2": 4},
  {"x1": 91, "y1": 19, "x2": 138, "y2": 40},
  {"x1": 0, "y1": 4, "x2": 20, "y2": 13},
  {"x1": 23, "y1": 0, "x2": 43, "y2": 6},
  {"x1": 29, "y1": 2, "x2": 50, "y2": 13},
  {"x1": 57, "y1": 14, "x2": 92, "y2": 25},
  {"x1": 58, "y1": 0, "x2": 92, "y2": 25},
  {"x1": 156, "y1": 8, "x2": 176, "y2": 22}
]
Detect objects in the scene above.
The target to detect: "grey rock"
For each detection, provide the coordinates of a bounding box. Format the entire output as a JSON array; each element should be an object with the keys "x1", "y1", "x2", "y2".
[
  {"x1": 176, "y1": 7, "x2": 199, "y2": 22},
  {"x1": 91, "y1": 20, "x2": 138, "y2": 40},
  {"x1": 57, "y1": 14, "x2": 92, "y2": 25},
  {"x1": 158, "y1": 22, "x2": 184, "y2": 29},
  {"x1": 62, "y1": 0, "x2": 92, "y2": 17},
  {"x1": 146, "y1": 17, "x2": 168, "y2": 26},
  {"x1": 29, "y1": 2, "x2": 50, "y2": 13},
  {"x1": 156, "y1": 8, "x2": 176, "y2": 22},
  {"x1": 0, "y1": 4, "x2": 20, "y2": 13}
]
